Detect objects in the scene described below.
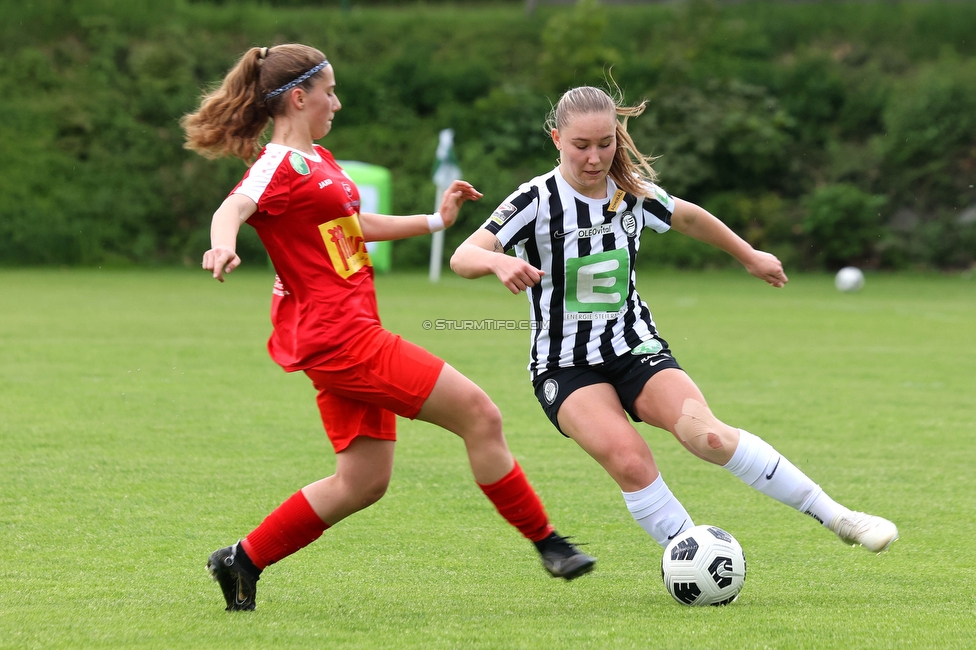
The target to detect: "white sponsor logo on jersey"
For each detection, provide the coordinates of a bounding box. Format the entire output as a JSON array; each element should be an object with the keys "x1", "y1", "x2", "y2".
[{"x1": 577, "y1": 223, "x2": 614, "y2": 238}]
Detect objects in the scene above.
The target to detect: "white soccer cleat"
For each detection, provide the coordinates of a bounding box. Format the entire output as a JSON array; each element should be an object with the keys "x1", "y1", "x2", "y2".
[{"x1": 828, "y1": 511, "x2": 899, "y2": 553}]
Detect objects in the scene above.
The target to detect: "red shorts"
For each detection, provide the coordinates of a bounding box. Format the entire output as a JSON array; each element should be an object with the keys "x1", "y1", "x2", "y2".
[{"x1": 304, "y1": 325, "x2": 445, "y2": 453}]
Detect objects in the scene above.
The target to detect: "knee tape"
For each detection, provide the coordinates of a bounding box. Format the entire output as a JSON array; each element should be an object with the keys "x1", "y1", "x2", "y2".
[{"x1": 674, "y1": 398, "x2": 738, "y2": 459}]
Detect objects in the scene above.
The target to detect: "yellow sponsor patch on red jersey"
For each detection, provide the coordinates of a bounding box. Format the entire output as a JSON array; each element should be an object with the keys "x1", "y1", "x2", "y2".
[{"x1": 318, "y1": 215, "x2": 372, "y2": 279}]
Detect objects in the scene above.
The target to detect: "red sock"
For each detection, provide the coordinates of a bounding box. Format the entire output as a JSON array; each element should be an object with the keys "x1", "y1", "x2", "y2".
[
  {"x1": 478, "y1": 461, "x2": 555, "y2": 543},
  {"x1": 240, "y1": 490, "x2": 330, "y2": 570}
]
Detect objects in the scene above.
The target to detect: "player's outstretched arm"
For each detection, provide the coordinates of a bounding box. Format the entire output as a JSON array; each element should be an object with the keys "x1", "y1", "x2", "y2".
[
  {"x1": 670, "y1": 197, "x2": 788, "y2": 288},
  {"x1": 202, "y1": 193, "x2": 257, "y2": 282},
  {"x1": 451, "y1": 229, "x2": 544, "y2": 295},
  {"x1": 360, "y1": 180, "x2": 483, "y2": 242}
]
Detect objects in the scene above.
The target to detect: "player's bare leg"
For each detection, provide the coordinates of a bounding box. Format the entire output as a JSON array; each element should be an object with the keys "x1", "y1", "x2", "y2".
[
  {"x1": 301, "y1": 437, "x2": 395, "y2": 525},
  {"x1": 417, "y1": 363, "x2": 596, "y2": 579},
  {"x1": 417, "y1": 363, "x2": 513, "y2": 484},
  {"x1": 208, "y1": 437, "x2": 395, "y2": 611},
  {"x1": 558, "y1": 383, "x2": 694, "y2": 547},
  {"x1": 634, "y1": 369, "x2": 897, "y2": 553}
]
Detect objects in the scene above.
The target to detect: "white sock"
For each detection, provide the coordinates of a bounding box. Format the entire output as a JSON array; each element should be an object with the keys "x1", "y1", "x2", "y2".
[
  {"x1": 724, "y1": 429, "x2": 849, "y2": 526},
  {"x1": 622, "y1": 474, "x2": 694, "y2": 548}
]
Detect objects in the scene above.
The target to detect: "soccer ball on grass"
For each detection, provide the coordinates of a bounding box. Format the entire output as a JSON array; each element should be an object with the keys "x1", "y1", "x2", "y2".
[
  {"x1": 661, "y1": 525, "x2": 746, "y2": 606},
  {"x1": 834, "y1": 266, "x2": 865, "y2": 292}
]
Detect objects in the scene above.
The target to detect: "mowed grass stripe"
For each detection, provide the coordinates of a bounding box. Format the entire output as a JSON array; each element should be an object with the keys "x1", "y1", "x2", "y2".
[{"x1": 1, "y1": 268, "x2": 973, "y2": 649}]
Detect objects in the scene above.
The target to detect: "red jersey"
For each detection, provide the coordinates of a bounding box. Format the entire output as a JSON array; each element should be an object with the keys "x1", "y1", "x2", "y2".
[{"x1": 233, "y1": 143, "x2": 379, "y2": 371}]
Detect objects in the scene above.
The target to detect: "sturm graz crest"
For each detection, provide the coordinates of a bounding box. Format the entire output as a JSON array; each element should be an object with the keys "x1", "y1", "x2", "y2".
[
  {"x1": 543, "y1": 379, "x2": 558, "y2": 405},
  {"x1": 621, "y1": 210, "x2": 638, "y2": 237}
]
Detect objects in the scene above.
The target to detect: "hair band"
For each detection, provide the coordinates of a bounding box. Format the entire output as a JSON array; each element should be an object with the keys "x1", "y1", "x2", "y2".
[{"x1": 264, "y1": 59, "x2": 329, "y2": 101}]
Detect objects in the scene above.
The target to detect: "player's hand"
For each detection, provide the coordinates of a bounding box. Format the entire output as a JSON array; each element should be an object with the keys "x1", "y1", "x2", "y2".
[
  {"x1": 202, "y1": 247, "x2": 241, "y2": 283},
  {"x1": 438, "y1": 180, "x2": 483, "y2": 228},
  {"x1": 493, "y1": 255, "x2": 544, "y2": 294},
  {"x1": 744, "y1": 250, "x2": 788, "y2": 288}
]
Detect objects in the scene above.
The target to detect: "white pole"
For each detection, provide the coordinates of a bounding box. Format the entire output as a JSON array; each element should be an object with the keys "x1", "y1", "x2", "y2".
[
  {"x1": 430, "y1": 129, "x2": 461, "y2": 283},
  {"x1": 429, "y1": 227, "x2": 445, "y2": 282}
]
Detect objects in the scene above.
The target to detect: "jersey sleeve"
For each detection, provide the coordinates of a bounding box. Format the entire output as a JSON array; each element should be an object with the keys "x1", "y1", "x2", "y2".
[
  {"x1": 638, "y1": 182, "x2": 675, "y2": 234},
  {"x1": 481, "y1": 184, "x2": 539, "y2": 252},
  {"x1": 233, "y1": 147, "x2": 291, "y2": 217}
]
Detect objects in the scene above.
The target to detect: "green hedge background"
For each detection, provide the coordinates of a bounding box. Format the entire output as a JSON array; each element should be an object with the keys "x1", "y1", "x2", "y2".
[{"x1": 1, "y1": 0, "x2": 974, "y2": 270}]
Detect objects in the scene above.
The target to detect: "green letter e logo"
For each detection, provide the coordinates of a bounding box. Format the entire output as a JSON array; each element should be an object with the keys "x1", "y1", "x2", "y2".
[{"x1": 565, "y1": 249, "x2": 629, "y2": 313}]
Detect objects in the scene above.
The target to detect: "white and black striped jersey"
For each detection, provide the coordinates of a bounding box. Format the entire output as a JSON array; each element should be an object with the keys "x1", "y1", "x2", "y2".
[{"x1": 482, "y1": 168, "x2": 675, "y2": 380}]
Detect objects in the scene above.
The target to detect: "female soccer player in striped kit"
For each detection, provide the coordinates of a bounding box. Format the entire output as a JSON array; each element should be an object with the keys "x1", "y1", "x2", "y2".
[
  {"x1": 452, "y1": 86, "x2": 897, "y2": 558},
  {"x1": 181, "y1": 44, "x2": 594, "y2": 611}
]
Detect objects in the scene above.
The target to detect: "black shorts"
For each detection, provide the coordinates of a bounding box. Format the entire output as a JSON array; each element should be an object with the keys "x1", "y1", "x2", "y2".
[{"x1": 532, "y1": 337, "x2": 683, "y2": 436}]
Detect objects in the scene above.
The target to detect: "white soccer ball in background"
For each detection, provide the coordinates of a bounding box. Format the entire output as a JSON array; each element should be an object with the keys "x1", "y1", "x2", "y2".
[
  {"x1": 661, "y1": 525, "x2": 747, "y2": 606},
  {"x1": 835, "y1": 266, "x2": 865, "y2": 292}
]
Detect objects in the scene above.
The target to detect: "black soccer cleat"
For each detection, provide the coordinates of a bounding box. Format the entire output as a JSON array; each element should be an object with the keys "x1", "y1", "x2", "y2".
[
  {"x1": 535, "y1": 532, "x2": 596, "y2": 580},
  {"x1": 207, "y1": 543, "x2": 260, "y2": 611}
]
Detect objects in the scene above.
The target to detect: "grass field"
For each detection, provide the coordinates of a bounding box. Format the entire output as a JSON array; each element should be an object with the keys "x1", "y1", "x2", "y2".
[{"x1": 1, "y1": 268, "x2": 974, "y2": 649}]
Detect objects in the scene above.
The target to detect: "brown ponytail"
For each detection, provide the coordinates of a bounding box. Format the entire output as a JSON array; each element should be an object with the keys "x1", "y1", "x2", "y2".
[
  {"x1": 546, "y1": 86, "x2": 659, "y2": 197},
  {"x1": 181, "y1": 44, "x2": 329, "y2": 161}
]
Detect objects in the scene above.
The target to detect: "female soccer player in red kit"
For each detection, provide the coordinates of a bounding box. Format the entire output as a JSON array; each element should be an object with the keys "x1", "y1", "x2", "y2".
[{"x1": 181, "y1": 43, "x2": 594, "y2": 611}]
